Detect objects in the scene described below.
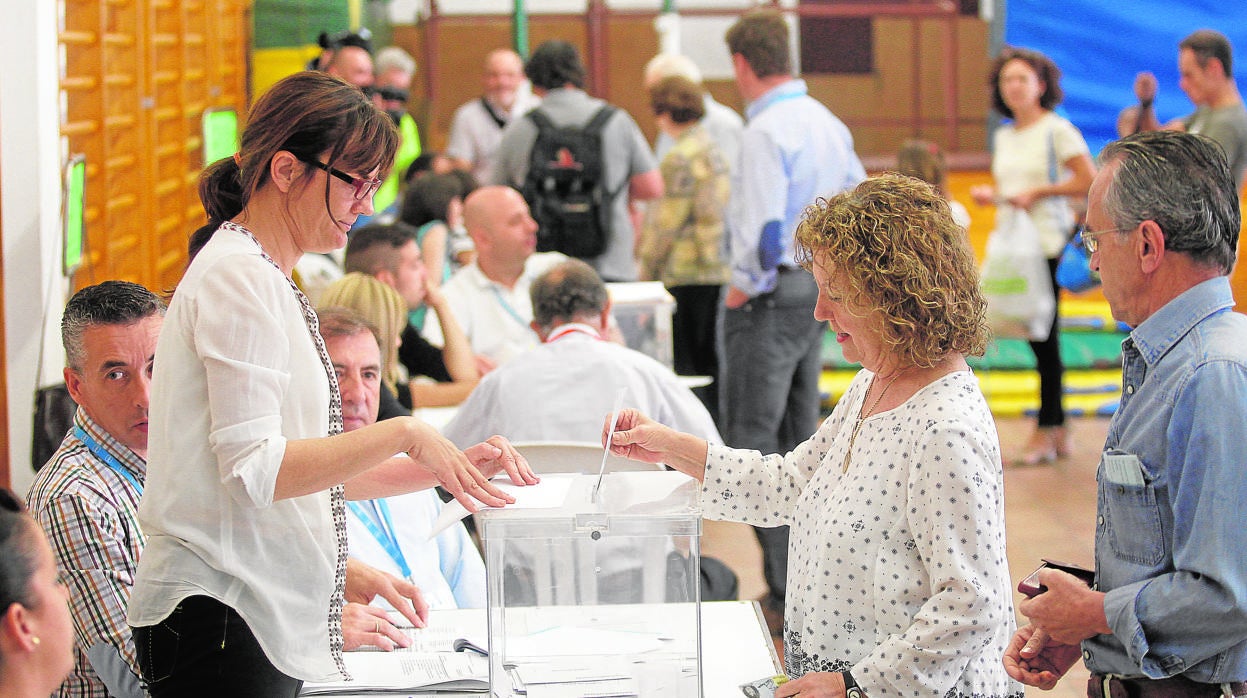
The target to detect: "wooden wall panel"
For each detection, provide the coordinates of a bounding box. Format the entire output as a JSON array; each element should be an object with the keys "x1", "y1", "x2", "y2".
[
  {"x1": 60, "y1": 0, "x2": 250, "y2": 294},
  {"x1": 401, "y1": 11, "x2": 987, "y2": 159}
]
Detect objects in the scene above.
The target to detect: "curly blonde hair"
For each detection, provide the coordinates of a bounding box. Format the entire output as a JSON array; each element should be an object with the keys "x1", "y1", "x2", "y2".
[
  {"x1": 795, "y1": 173, "x2": 989, "y2": 368},
  {"x1": 318, "y1": 272, "x2": 407, "y2": 394}
]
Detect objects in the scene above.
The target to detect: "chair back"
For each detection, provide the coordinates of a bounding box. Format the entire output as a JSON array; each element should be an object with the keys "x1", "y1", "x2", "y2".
[{"x1": 510, "y1": 440, "x2": 663, "y2": 475}]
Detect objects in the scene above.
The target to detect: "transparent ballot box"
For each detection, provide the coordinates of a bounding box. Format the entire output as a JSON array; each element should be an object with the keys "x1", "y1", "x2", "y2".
[
  {"x1": 477, "y1": 471, "x2": 703, "y2": 697},
  {"x1": 607, "y1": 281, "x2": 676, "y2": 369}
]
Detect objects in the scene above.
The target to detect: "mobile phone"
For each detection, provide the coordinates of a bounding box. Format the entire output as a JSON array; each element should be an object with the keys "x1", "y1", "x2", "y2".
[{"x1": 1018, "y1": 559, "x2": 1096, "y2": 598}]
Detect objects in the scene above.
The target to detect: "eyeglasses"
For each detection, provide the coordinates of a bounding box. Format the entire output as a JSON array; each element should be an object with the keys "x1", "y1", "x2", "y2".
[
  {"x1": 1077, "y1": 225, "x2": 1132, "y2": 254},
  {"x1": 302, "y1": 158, "x2": 382, "y2": 201}
]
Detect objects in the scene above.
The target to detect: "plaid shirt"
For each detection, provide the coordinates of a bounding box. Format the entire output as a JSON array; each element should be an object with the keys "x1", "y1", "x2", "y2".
[{"x1": 27, "y1": 408, "x2": 147, "y2": 698}]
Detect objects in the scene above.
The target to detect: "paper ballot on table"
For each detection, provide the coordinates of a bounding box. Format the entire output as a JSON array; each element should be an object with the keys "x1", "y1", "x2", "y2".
[
  {"x1": 300, "y1": 652, "x2": 489, "y2": 694},
  {"x1": 429, "y1": 474, "x2": 576, "y2": 538},
  {"x1": 430, "y1": 472, "x2": 699, "y2": 539}
]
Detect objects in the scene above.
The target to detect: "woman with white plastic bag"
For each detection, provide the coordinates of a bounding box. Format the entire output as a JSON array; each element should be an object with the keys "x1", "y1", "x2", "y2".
[{"x1": 971, "y1": 46, "x2": 1096, "y2": 465}]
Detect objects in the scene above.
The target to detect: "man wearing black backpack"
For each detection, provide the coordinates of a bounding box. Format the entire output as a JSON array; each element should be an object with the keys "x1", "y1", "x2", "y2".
[{"x1": 494, "y1": 40, "x2": 663, "y2": 282}]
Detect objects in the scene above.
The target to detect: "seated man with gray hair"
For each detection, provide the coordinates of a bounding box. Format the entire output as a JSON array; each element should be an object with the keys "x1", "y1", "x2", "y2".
[
  {"x1": 443, "y1": 258, "x2": 719, "y2": 446},
  {"x1": 444, "y1": 259, "x2": 735, "y2": 602}
]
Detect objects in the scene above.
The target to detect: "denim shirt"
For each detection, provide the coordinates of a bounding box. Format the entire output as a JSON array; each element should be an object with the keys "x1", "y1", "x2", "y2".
[
  {"x1": 726, "y1": 79, "x2": 864, "y2": 297},
  {"x1": 1084, "y1": 276, "x2": 1247, "y2": 682}
]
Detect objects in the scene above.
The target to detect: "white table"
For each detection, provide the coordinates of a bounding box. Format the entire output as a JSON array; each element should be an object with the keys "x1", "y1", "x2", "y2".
[{"x1": 304, "y1": 600, "x2": 781, "y2": 697}]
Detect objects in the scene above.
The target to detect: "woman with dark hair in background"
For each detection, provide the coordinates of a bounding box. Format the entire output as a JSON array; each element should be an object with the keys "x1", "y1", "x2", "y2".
[
  {"x1": 399, "y1": 172, "x2": 465, "y2": 329},
  {"x1": 129, "y1": 71, "x2": 535, "y2": 696},
  {"x1": 0, "y1": 488, "x2": 75, "y2": 697},
  {"x1": 971, "y1": 46, "x2": 1096, "y2": 465}
]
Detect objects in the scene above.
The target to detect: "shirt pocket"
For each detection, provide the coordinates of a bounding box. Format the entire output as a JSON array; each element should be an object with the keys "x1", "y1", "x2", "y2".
[{"x1": 1099, "y1": 453, "x2": 1166, "y2": 566}]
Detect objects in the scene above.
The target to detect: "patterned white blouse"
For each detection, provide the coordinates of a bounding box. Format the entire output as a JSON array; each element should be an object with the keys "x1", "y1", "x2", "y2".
[{"x1": 703, "y1": 369, "x2": 1023, "y2": 698}]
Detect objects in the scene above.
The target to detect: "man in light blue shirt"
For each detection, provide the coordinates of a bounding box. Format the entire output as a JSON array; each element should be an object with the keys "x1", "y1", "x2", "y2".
[
  {"x1": 1004, "y1": 131, "x2": 1247, "y2": 697},
  {"x1": 718, "y1": 9, "x2": 865, "y2": 621}
]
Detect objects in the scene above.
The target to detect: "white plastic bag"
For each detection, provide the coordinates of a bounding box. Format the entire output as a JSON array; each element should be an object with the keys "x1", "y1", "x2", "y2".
[{"x1": 980, "y1": 207, "x2": 1055, "y2": 342}]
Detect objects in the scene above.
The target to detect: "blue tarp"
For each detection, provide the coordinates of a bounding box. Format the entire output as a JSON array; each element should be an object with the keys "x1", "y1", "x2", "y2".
[{"x1": 1005, "y1": 2, "x2": 1247, "y2": 156}]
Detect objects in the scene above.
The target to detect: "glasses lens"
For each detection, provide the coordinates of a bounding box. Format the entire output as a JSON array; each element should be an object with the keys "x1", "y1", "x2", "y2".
[
  {"x1": 1080, "y1": 228, "x2": 1096, "y2": 253},
  {"x1": 356, "y1": 178, "x2": 381, "y2": 201}
]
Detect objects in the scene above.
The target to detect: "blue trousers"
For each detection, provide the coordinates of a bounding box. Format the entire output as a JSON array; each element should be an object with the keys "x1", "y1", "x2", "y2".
[{"x1": 720, "y1": 269, "x2": 826, "y2": 602}]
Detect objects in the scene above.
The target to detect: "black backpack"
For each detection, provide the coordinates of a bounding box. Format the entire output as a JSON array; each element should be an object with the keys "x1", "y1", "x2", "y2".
[{"x1": 522, "y1": 105, "x2": 618, "y2": 259}]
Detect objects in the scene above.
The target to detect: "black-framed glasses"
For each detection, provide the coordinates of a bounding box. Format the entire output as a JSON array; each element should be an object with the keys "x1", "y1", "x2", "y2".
[
  {"x1": 1077, "y1": 225, "x2": 1132, "y2": 254},
  {"x1": 302, "y1": 158, "x2": 382, "y2": 201}
]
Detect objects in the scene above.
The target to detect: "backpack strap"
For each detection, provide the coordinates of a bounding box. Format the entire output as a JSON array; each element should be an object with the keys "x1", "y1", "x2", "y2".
[
  {"x1": 583, "y1": 105, "x2": 625, "y2": 199},
  {"x1": 479, "y1": 96, "x2": 508, "y2": 130},
  {"x1": 584, "y1": 104, "x2": 617, "y2": 136},
  {"x1": 526, "y1": 107, "x2": 556, "y2": 134}
]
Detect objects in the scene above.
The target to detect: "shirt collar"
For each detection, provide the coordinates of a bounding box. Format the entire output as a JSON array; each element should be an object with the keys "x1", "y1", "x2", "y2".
[
  {"x1": 73, "y1": 407, "x2": 148, "y2": 476},
  {"x1": 1130, "y1": 276, "x2": 1234, "y2": 366},
  {"x1": 465, "y1": 259, "x2": 541, "y2": 292},
  {"x1": 745, "y1": 78, "x2": 808, "y2": 120},
  {"x1": 538, "y1": 86, "x2": 587, "y2": 107}
]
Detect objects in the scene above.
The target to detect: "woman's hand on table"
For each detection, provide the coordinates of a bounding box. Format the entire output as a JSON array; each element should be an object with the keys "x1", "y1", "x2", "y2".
[
  {"x1": 342, "y1": 601, "x2": 411, "y2": 652},
  {"x1": 344, "y1": 558, "x2": 428, "y2": 629}
]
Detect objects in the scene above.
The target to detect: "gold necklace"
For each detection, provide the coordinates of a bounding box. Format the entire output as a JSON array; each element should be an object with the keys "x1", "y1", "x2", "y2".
[{"x1": 842, "y1": 371, "x2": 905, "y2": 473}]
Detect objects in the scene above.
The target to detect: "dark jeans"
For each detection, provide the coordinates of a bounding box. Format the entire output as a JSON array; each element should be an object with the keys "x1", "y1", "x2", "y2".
[
  {"x1": 670, "y1": 283, "x2": 724, "y2": 426},
  {"x1": 133, "y1": 595, "x2": 303, "y2": 698},
  {"x1": 720, "y1": 269, "x2": 825, "y2": 602},
  {"x1": 1030, "y1": 258, "x2": 1065, "y2": 427}
]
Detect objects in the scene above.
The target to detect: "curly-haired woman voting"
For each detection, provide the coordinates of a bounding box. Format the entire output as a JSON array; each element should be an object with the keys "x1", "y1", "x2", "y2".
[
  {"x1": 128, "y1": 72, "x2": 535, "y2": 697},
  {"x1": 608, "y1": 174, "x2": 1022, "y2": 698}
]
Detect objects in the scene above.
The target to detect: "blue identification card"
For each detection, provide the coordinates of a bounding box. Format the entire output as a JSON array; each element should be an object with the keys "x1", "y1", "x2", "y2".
[{"x1": 1102, "y1": 450, "x2": 1145, "y2": 486}]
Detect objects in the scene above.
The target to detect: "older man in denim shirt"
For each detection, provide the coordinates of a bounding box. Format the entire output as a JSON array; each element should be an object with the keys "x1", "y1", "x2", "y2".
[{"x1": 1004, "y1": 130, "x2": 1247, "y2": 698}]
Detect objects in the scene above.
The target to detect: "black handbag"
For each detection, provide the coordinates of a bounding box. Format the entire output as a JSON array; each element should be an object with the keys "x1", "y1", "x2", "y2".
[{"x1": 31, "y1": 383, "x2": 77, "y2": 471}]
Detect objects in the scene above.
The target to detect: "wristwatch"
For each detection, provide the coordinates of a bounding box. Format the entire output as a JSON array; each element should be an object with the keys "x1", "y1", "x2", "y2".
[{"x1": 842, "y1": 670, "x2": 867, "y2": 698}]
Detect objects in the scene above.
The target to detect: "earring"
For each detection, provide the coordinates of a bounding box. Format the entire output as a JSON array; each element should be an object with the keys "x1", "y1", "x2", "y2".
[{"x1": 31, "y1": 636, "x2": 40, "y2": 645}]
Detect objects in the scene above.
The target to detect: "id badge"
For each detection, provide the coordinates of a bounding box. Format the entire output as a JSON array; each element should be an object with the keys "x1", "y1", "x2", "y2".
[{"x1": 1102, "y1": 449, "x2": 1145, "y2": 486}]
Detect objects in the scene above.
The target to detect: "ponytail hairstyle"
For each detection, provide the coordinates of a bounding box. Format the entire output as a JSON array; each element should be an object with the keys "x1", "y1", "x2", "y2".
[{"x1": 192, "y1": 71, "x2": 399, "y2": 257}]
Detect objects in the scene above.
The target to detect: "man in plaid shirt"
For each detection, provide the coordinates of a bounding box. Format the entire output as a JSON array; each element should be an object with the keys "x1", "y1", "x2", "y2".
[{"x1": 27, "y1": 281, "x2": 163, "y2": 697}]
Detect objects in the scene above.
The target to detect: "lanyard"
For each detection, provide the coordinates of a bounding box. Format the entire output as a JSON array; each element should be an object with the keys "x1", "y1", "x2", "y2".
[
  {"x1": 545, "y1": 323, "x2": 602, "y2": 343},
  {"x1": 73, "y1": 425, "x2": 143, "y2": 496},
  {"x1": 488, "y1": 284, "x2": 530, "y2": 329},
  {"x1": 347, "y1": 500, "x2": 412, "y2": 580}
]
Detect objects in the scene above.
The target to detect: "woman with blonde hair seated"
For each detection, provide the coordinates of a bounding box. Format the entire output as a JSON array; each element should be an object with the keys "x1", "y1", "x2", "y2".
[
  {"x1": 0, "y1": 487, "x2": 74, "y2": 697},
  {"x1": 320, "y1": 271, "x2": 478, "y2": 413}
]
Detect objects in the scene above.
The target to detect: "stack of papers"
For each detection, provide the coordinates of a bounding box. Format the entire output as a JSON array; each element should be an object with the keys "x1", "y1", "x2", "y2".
[{"x1": 301, "y1": 651, "x2": 488, "y2": 694}]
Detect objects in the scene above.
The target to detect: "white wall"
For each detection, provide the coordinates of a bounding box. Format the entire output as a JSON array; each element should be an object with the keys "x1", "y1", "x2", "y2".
[{"x1": 2, "y1": 0, "x2": 66, "y2": 496}]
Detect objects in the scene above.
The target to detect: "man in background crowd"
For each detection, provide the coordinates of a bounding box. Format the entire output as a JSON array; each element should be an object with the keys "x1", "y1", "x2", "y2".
[
  {"x1": 718, "y1": 10, "x2": 866, "y2": 628},
  {"x1": 493, "y1": 39, "x2": 662, "y2": 282},
  {"x1": 447, "y1": 49, "x2": 540, "y2": 185}
]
